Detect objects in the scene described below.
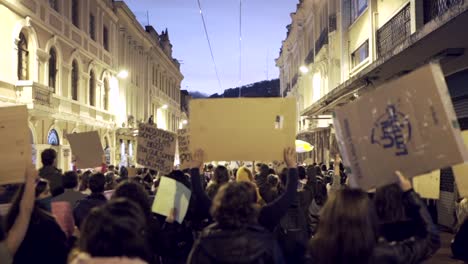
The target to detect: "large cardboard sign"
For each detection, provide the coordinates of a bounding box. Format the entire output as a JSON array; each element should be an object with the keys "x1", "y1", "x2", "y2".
[
  {"x1": 177, "y1": 128, "x2": 192, "y2": 170},
  {"x1": 67, "y1": 131, "x2": 104, "y2": 169},
  {"x1": 453, "y1": 131, "x2": 468, "y2": 198},
  {"x1": 334, "y1": 63, "x2": 468, "y2": 190},
  {"x1": 190, "y1": 98, "x2": 296, "y2": 161},
  {"x1": 0, "y1": 105, "x2": 31, "y2": 184},
  {"x1": 413, "y1": 170, "x2": 440, "y2": 199},
  {"x1": 137, "y1": 123, "x2": 176, "y2": 175},
  {"x1": 152, "y1": 176, "x2": 191, "y2": 224}
]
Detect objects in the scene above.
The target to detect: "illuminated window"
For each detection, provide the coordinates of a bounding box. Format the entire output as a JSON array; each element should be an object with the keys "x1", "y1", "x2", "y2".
[
  {"x1": 48, "y1": 129, "x2": 60, "y2": 146},
  {"x1": 351, "y1": 0, "x2": 367, "y2": 22},
  {"x1": 71, "y1": 60, "x2": 79, "y2": 100},
  {"x1": 17, "y1": 32, "x2": 29, "y2": 80},
  {"x1": 351, "y1": 40, "x2": 369, "y2": 68}
]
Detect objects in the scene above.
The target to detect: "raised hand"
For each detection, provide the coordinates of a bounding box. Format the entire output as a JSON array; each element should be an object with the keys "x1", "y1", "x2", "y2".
[
  {"x1": 284, "y1": 147, "x2": 297, "y2": 168},
  {"x1": 396, "y1": 171, "x2": 412, "y2": 192},
  {"x1": 192, "y1": 149, "x2": 205, "y2": 169}
]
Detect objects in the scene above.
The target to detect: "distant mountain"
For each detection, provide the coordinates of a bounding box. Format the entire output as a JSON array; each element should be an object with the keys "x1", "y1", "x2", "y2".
[
  {"x1": 210, "y1": 79, "x2": 280, "y2": 98},
  {"x1": 189, "y1": 91, "x2": 209, "y2": 98}
]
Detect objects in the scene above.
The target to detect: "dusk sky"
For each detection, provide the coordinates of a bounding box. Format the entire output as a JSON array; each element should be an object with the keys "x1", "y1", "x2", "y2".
[{"x1": 125, "y1": 0, "x2": 299, "y2": 95}]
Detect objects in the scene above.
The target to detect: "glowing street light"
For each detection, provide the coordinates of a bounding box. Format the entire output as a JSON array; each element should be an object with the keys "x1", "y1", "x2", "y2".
[
  {"x1": 117, "y1": 70, "x2": 129, "y2": 79},
  {"x1": 162, "y1": 104, "x2": 168, "y2": 109},
  {"x1": 182, "y1": 119, "x2": 188, "y2": 125},
  {"x1": 299, "y1": 65, "x2": 309, "y2": 74}
]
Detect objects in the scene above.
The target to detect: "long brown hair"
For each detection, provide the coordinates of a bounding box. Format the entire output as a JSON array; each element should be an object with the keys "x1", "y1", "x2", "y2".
[{"x1": 310, "y1": 188, "x2": 378, "y2": 264}]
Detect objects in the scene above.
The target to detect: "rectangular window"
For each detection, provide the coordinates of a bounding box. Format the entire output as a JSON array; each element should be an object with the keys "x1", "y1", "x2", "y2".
[
  {"x1": 89, "y1": 14, "x2": 96, "y2": 40},
  {"x1": 103, "y1": 26, "x2": 109, "y2": 51},
  {"x1": 351, "y1": 40, "x2": 369, "y2": 68},
  {"x1": 49, "y1": 0, "x2": 59, "y2": 12},
  {"x1": 351, "y1": 0, "x2": 367, "y2": 22},
  {"x1": 72, "y1": 0, "x2": 79, "y2": 27}
]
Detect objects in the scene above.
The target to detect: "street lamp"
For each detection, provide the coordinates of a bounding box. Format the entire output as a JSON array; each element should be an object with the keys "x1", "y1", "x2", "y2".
[
  {"x1": 162, "y1": 104, "x2": 168, "y2": 109},
  {"x1": 182, "y1": 119, "x2": 188, "y2": 125},
  {"x1": 299, "y1": 65, "x2": 309, "y2": 74},
  {"x1": 117, "y1": 70, "x2": 129, "y2": 79}
]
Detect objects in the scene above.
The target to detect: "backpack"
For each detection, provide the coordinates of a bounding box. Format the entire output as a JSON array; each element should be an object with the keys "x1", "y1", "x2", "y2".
[{"x1": 275, "y1": 204, "x2": 308, "y2": 262}]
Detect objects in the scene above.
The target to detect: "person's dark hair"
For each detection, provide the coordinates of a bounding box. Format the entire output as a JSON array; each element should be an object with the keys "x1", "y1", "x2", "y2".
[
  {"x1": 137, "y1": 168, "x2": 143, "y2": 175},
  {"x1": 207, "y1": 164, "x2": 214, "y2": 171},
  {"x1": 41, "y1": 149, "x2": 57, "y2": 167},
  {"x1": 79, "y1": 198, "x2": 151, "y2": 262},
  {"x1": 298, "y1": 166, "x2": 306, "y2": 180},
  {"x1": 89, "y1": 173, "x2": 106, "y2": 193},
  {"x1": 211, "y1": 182, "x2": 259, "y2": 228},
  {"x1": 314, "y1": 166, "x2": 323, "y2": 178},
  {"x1": 310, "y1": 188, "x2": 378, "y2": 264},
  {"x1": 321, "y1": 164, "x2": 327, "y2": 172},
  {"x1": 79, "y1": 170, "x2": 92, "y2": 192},
  {"x1": 374, "y1": 183, "x2": 406, "y2": 223},
  {"x1": 267, "y1": 175, "x2": 278, "y2": 187},
  {"x1": 120, "y1": 166, "x2": 128, "y2": 179},
  {"x1": 213, "y1": 166, "x2": 229, "y2": 185},
  {"x1": 113, "y1": 181, "x2": 151, "y2": 220},
  {"x1": 63, "y1": 171, "x2": 78, "y2": 189},
  {"x1": 260, "y1": 164, "x2": 270, "y2": 177},
  {"x1": 268, "y1": 168, "x2": 276, "y2": 175},
  {"x1": 108, "y1": 165, "x2": 115, "y2": 171}
]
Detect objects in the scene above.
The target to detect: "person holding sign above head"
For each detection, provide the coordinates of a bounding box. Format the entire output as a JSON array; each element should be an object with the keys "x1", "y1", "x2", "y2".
[{"x1": 308, "y1": 172, "x2": 440, "y2": 264}]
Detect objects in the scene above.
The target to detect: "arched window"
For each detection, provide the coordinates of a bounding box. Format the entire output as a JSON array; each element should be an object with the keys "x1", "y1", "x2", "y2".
[
  {"x1": 103, "y1": 77, "x2": 109, "y2": 110},
  {"x1": 71, "y1": 0, "x2": 79, "y2": 28},
  {"x1": 47, "y1": 129, "x2": 60, "y2": 146},
  {"x1": 89, "y1": 70, "x2": 96, "y2": 106},
  {"x1": 49, "y1": 48, "x2": 57, "y2": 92},
  {"x1": 17, "y1": 32, "x2": 28, "y2": 80},
  {"x1": 71, "y1": 60, "x2": 79, "y2": 101}
]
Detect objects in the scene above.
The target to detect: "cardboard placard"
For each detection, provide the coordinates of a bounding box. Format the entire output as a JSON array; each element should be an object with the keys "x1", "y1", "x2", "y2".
[
  {"x1": 137, "y1": 123, "x2": 176, "y2": 175},
  {"x1": 334, "y1": 63, "x2": 468, "y2": 190},
  {"x1": 152, "y1": 176, "x2": 191, "y2": 224},
  {"x1": 453, "y1": 131, "x2": 468, "y2": 198},
  {"x1": 177, "y1": 128, "x2": 192, "y2": 170},
  {"x1": 67, "y1": 131, "x2": 104, "y2": 169},
  {"x1": 190, "y1": 98, "x2": 296, "y2": 161},
  {"x1": 128, "y1": 167, "x2": 138, "y2": 177},
  {"x1": 0, "y1": 105, "x2": 31, "y2": 184},
  {"x1": 413, "y1": 170, "x2": 440, "y2": 199}
]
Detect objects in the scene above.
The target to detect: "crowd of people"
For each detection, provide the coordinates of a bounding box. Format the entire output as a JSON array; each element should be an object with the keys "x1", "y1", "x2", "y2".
[{"x1": 0, "y1": 147, "x2": 467, "y2": 263}]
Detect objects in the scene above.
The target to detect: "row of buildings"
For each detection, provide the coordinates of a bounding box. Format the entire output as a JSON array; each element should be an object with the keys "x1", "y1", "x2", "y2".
[
  {"x1": 0, "y1": 0, "x2": 187, "y2": 170},
  {"x1": 277, "y1": 0, "x2": 468, "y2": 228}
]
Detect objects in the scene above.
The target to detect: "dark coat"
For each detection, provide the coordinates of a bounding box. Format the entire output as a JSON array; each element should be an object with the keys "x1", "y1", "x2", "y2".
[
  {"x1": 188, "y1": 223, "x2": 285, "y2": 264},
  {"x1": 13, "y1": 207, "x2": 68, "y2": 264},
  {"x1": 452, "y1": 218, "x2": 468, "y2": 261},
  {"x1": 73, "y1": 193, "x2": 107, "y2": 228},
  {"x1": 39, "y1": 166, "x2": 64, "y2": 197}
]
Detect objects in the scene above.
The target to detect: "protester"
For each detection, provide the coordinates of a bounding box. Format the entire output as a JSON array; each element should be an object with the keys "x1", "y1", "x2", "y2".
[
  {"x1": 53, "y1": 171, "x2": 86, "y2": 206},
  {"x1": 74, "y1": 173, "x2": 107, "y2": 228},
  {"x1": 205, "y1": 165, "x2": 230, "y2": 199},
  {"x1": 190, "y1": 148, "x2": 298, "y2": 232},
  {"x1": 261, "y1": 175, "x2": 280, "y2": 203},
  {"x1": 5, "y1": 179, "x2": 68, "y2": 264},
  {"x1": 39, "y1": 149, "x2": 64, "y2": 197},
  {"x1": 71, "y1": 198, "x2": 151, "y2": 264},
  {"x1": 308, "y1": 171, "x2": 440, "y2": 264},
  {"x1": 255, "y1": 164, "x2": 270, "y2": 200},
  {"x1": 79, "y1": 170, "x2": 92, "y2": 194},
  {"x1": 0, "y1": 165, "x2": 36, "y2": 264},
  {"x1": 326, "y1": 155, "x2": 343, "y2": 193},
  {"x1": 187, "y1": 181, "x2": 285, "y2": 263},
  {"x1": 451, "y1": 216, "x2": 468, "y2": 262}
]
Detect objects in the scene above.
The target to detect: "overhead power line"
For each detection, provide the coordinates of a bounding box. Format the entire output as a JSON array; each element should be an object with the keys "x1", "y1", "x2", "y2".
[
  {"x1": 196, "y1": 0, "x2": 222, "y2": 92},
  {"x1": 238, "y1": 0, "x2": 242, "y2": 97}
]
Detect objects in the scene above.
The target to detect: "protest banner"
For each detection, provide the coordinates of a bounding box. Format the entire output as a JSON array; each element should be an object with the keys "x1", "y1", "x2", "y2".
[
  {"x1": 152, "y1": 176, "x2": 191, "y2": 224},
  {"x1": 413, "y1": 170, "x2": 440, "y2": 199},
  {"x1": 190, "y1": 98, "x2": 296, "y2": 161},
  {"x1": 453, "y1": 131, "x2": 468, "y2": 197},
  {"x1": 137, "y1": 123, "x2": 176, "y2": 175},
  {"x1": 0, "y1": 105, "x2": 31, "y2": 184},
  {"x1": 127, "y1": 167, "x2": 138, "y2": 177},
  {"x1": 334, "y1": 63, "x2": 468, "y2": 190},
  {"x1": 177, "y1": 127, "x2": 192, "y2": 169},
  {"x1": 67, "y1": 131, "x2": 104, "y2": 169}
]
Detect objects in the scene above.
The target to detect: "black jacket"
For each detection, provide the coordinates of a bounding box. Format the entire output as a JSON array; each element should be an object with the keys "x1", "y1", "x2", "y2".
[
  {"x1": 39, "y1": 166, "x2": 64, "y2": 197},
  {"x1": 372, "y1": 190, "x2": 441, "y2": 264},
  {"x1": 188, "y1": 223, "x2": 285, "y2": 264},
  {"x1": 13, "y1": 207, "x2": 68, "y2": 264},
  {"x1": 73, "y1": 193, "x2": 107, "y2": 228},
  {"x1": 452, "y1": 218, "x2": 468, "y2": 261}
]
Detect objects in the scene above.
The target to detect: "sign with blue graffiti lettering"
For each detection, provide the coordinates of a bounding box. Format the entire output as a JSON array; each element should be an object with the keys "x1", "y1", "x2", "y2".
[{"x1": 371, "y1": 105, "x2": 411, "y2": 156}]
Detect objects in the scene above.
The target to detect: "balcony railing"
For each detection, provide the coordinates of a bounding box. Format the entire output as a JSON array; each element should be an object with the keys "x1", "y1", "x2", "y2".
[
  {"x1": 16, "y1": 81, "x2": 52, "y2": 106},
  {"x1": 376, "y1": 3, "x2": 411, "y2": 58},
  {"x1": 315, "y1": 27, "x2": 329, "y2": 54},
  {"x1": 424, "y1": 0, "x2": 464, "y2": 23},
  {"x1": 329, "y1": 14, "x2": 337, "y2": 32}
]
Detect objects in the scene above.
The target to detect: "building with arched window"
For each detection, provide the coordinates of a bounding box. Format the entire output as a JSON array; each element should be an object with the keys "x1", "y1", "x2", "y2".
[{"x1": 0, "y1": 0, "x2": 183, "y2": 171}]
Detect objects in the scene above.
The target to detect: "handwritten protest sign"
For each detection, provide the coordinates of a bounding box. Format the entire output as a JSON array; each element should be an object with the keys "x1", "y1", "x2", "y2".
[
  {"x1": 453, "y1": 131, "x2": 468, "y2": 197},
  {"x1": 0, "y1": 105, "x2": 31, "y2": 184},
  {"x1": 190, "y1": 98, "x2": 296, "y2": 161},
  {"x1": 177, "y1": 128, "x2": 192, "y2": 169},
  {"x1": 413, "y1": 170, "x2": 440, "y2": 199},
  {"x1": 152, "y1": 176, "x2": 191, "y2": 224},
  {"x1": 67, "y1": 131, "x2": 104, "y2": 169},
  {"x1": 334, "y1": 63, "x2": 468, "y2": 190},
  {"x1": 137, "y1": 123, "x2": 176, "y2": 175}
]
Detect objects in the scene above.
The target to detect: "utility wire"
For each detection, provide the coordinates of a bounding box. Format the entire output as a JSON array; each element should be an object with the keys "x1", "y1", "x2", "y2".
[
  {"x1": 196, "y1": 0, "x2": 222, "y2": 92},
  {"x1": 238, "y1": 0, "x2": 242, "y2": 97}
]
